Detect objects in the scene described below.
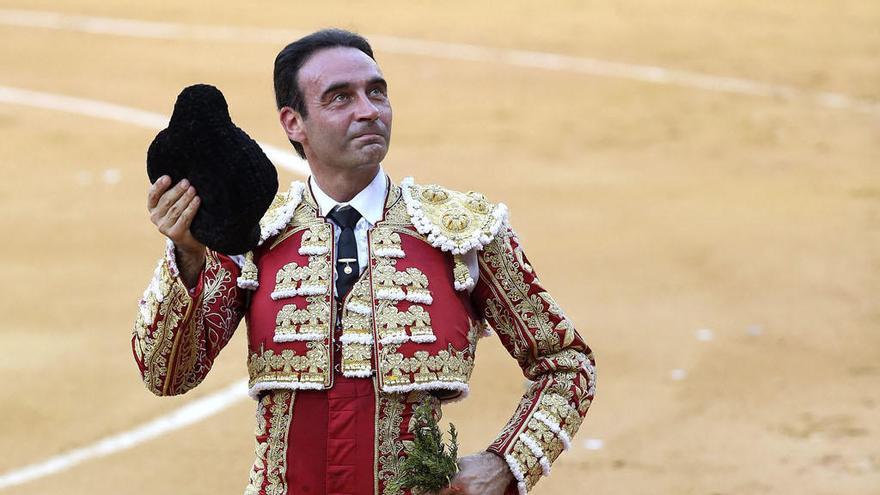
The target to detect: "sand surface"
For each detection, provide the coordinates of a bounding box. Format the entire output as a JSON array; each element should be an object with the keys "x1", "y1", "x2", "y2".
[{"x1": 1, "y1": 2, "x2": 878, "y2": 494}]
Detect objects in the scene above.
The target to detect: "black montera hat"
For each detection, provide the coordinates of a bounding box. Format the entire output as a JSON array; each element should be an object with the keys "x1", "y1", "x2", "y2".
[{"x1": 147, "y1": 84, "x2": 278, "y2": 255}]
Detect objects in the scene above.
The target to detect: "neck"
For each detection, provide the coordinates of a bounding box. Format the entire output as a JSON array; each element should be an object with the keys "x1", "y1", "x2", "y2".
[{"x1": 309, "y1": 163, "x2": 380, "y2": 202}]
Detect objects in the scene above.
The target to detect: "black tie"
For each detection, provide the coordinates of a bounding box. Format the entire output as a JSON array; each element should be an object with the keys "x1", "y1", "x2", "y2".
[{"x1": 327, "y1": 205, "x2": 362, "y2": 300}]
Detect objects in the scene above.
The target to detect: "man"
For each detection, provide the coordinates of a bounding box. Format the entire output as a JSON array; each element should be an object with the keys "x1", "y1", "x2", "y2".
[{"x1": 133, "y1": 29, "x2": 596, "y2": 495}]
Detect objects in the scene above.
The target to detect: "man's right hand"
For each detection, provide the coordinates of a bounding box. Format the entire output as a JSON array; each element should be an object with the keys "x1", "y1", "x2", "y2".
[{"x1": 148, "y1": 175, "x2": 206, "y2": 288}]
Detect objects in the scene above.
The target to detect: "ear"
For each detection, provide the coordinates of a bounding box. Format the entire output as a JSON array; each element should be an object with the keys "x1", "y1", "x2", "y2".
[{"x1": 279, "y1": 106, "x2": 306, "y2": 143}]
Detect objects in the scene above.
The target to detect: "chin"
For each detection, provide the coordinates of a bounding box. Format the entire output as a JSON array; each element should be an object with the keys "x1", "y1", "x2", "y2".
[{"x1": 355, "y1": 143, "x2": 388, "y2": 164}]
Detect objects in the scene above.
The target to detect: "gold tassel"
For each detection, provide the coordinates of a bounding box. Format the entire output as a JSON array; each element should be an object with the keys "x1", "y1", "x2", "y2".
[
  {"x1": 237, "y1": 250, "x2": 259, "y2": 289},
  {"x1": 452, "y1": 254, "x2": 474, "y2": 291}
]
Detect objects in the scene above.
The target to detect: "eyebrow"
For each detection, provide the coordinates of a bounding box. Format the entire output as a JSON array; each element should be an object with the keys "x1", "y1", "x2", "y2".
[{"x1": 320, "y1": 77, "x2": 387, "y2": 100}]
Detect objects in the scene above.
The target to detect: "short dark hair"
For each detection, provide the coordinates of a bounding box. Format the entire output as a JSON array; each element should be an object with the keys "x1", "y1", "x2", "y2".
[{"x1": 273, "y1": 29, "x2": 375, "y2": 158}]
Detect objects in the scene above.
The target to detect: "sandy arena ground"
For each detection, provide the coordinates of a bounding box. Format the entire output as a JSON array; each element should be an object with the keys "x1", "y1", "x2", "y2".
[{"x1": 1, "y1": 1, "x2": 878, "y2": 494}]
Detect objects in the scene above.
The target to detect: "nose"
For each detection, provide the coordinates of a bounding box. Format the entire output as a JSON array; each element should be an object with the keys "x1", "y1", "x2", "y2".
[{"x1": 354, "y1": 92, "x2": 380, "y2": 121}]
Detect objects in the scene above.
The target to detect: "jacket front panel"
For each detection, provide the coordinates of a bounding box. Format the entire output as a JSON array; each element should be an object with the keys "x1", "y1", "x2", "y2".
[
  {"x1": 246, "y1": 218, "x2": 336, "y2": 394},
  {"x1": 364, "y1": 225, "x2": 480, "y2": 397},
  {"x1": 245, "y1": 185, "x2": 481, "y2": 401}
]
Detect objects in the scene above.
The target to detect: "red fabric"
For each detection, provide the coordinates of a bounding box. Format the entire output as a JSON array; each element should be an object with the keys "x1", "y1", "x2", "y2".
[
  {"x1": 245, "y1": 229, "x2": 334, "y2": 379},
  {"x1": 370, "y1": 233, "x2": 477, "y2": 397},
  {"x1": 286, "y1": 318, "x2": 377, "y2": 495}
]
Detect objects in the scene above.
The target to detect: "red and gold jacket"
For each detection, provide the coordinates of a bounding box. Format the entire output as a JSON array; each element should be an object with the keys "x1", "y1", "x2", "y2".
[{"x1": 132, "y1": 177, "x2": 596, "y2": 494}]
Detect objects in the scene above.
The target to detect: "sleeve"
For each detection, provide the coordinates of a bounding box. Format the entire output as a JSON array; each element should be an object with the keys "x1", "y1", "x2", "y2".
[
  {"x1": 131, "y1": 240, "x2": 247, "y2": 396},
  {"x1": 470, "y1": 225, "x2": 597, "y2": 495}
]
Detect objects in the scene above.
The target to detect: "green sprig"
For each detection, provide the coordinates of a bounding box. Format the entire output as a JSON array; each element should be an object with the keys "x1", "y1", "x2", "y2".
[{"x1": 389, "y1": 401, "x2": 460, "y2": 494}]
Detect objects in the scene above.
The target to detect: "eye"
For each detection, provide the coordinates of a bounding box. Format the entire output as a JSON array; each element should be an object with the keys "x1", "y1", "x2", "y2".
[
  {"x1": 369, "y1": 87, "x2": 387, "y2": 98},
  {"x1": 332, "y1": 93, "x2": 350, "y2": 103}
]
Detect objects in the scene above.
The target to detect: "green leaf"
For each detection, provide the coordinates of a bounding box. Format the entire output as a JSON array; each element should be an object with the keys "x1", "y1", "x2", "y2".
[{"x1": 391, "y1": 400, "x2": 460, "y2": 493}]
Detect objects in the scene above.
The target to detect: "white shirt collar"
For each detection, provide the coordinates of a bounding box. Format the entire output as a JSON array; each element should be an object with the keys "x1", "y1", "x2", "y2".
[{"x1": 308, "y1": 166, "x2": 388, "y2": 225}]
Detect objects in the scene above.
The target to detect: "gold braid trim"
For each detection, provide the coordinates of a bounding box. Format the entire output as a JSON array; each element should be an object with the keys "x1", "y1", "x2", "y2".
[
  {"x1": 477, "y1": 226, "x2": 596, "y2": 493},
  {"x1": 244, "y1": 390, "x2": 295, "y2": 495},
  {"x1": 133, "y1": 249, "x2": 197, "y2": 395}
]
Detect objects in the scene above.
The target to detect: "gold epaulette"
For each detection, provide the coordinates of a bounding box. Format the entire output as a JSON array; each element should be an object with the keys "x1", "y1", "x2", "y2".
[
  {"x1": 258, "y1": 181, "x2": 307, "y2": 245},
  {"x1": 400, "y1": 176, "x2": 508, "y2": 255}
]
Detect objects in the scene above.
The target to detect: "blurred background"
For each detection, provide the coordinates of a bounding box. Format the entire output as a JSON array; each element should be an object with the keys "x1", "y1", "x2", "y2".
[{"x1": 1, "y1": 1, "x2": 878, "y2": 494}]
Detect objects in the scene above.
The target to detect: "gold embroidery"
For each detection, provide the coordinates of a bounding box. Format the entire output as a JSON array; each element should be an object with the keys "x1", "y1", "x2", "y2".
[
  {"x1": 510, "y1": 438, "x2": 544, "y2": 489},
  {"x1": 173, "y1": 254, "x2": 237, "y2": 392},
  {"x1": 376, "y1": 185, "x2": 409, "y2": 227},
  {"x1": 478, "y1": 225, "x2": 595, "y2": 493},
  {"x1": 341, "y1": 272, "x2": 375, "y2": 376},
  {"x1": 372, "y1": 228, "x2": 404, "y2": 257},
  {"x1": 272, "y1": 256, "x2": 330, "y2": 298},
  {"x1": 248, "y1": 343, "x2": 329, "y2": 387},
  {"x1": 379, "y1": 343, "x2": 472, "y2": 388},
  {"x1": 375, "y1": 389, "x2": 405, "y2": 495},
  {"x1": 375, "y1": 301, "x2": 435, "y2": 344},
  {"x1": 134, "y1": 250, "x2": 239, "y2": 395},
  {"x1": 244, "y1": 396, "x2": 268, "y2": 495},
  {"x1": 245, "y1": 390, "x2": 294, "y2": 495},
  {"x1": 239, "y1": 250, "x2": 259, "y2": 287},
  {"x1": 342, "y1": 343, "x2": 373, "y2": 374},
  {"x1": 452, "y1": 254, "x2": 473, "y2": 290},
  {"x1": 491, "y1": 388, "x2": 538, "y2": 457},
  {"x1": 373, "y1": 261, "x2": 398, "y2": 288},
  {"x1": 134, "y1": 256, "x2": 187, "y2": 393},
  {"x1": 524, "y1": 415, "x2": 565, "y2": 461},
  {"x1": 274, "y1": 296, "x2": 331, "y2": 341},
  {"x1": 538, "y1": 390, "x2": 584, "y2": 437},
  {"x1": 464, "y1": 192, "x2": 490, "y2": 215},
  {"x1": 401, "y1": 179, "x2": 505, "y2": 253},
  {"x1": 341, "y1": 311, "x2": 372, "y2": 336},
  {"x1": 420, "y1": 185, "x2": 449, "y2": 204},
  {"x1": 372, "y1": 255, "x2": 430, "y2": 296},
  {"x1": 479, "y1": 232, "x2": 561, "y2": 356},
  {"x1": 299, "y1": 224, "x2": 332, "y2": 253},
  {"x1": 371, "y1": 252, "x2": 436, "y2": 343},
  {"x1": 375, "y1": 389, "x2": 442, "y2": 495},
  {"x1": 268, "y1": 201, "x2": 328, "y2": 249},
  {"x1": 441, "y1": 210, "x2": 470, "y2": 232}
]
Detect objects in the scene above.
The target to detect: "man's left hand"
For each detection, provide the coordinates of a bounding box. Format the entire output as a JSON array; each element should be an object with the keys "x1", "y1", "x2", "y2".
[{"x1": 432, "y1": 451, "x2": 514, "y2": 495}]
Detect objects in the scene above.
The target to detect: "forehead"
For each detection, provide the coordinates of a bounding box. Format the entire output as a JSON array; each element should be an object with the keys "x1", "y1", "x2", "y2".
[{"x1": 298, "y1": 47, "x2": 383, "y2": 95}]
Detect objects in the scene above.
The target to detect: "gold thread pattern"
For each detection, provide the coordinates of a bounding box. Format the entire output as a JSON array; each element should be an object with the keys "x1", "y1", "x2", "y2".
[
  {"x1": 379, "y1": 343, "x2": 473, "y2": 389},
  {"x1": 341, "y1": 273, "x2": 375, "y2": 376},
  {"x1": 133, "y1": 250, "x2": 244, "y2": 396},
  {"x1": 248, "y1": 342, "x2": 330, "y2": 388},
  {"x1": 372, "y1": 228, "x2": 405, "y2": 257},
  {"x1": 375, "y1": 389, "x2": 406, "y2": 495},
  {"x1": 375, "y1": 389, "x2": 442, "y2": 495},
  {"x1": 371, "y1": 246, "x2": 434, "y2": 305},
  {"x1": 272, "y1": 257, "x2": 330, "y2": 299},
  {"x1": 474, "y1": 225, "x2": 597, "y2": 493},
  {"x1": 299, "y1": 224, "x2": 332, "y2": 254},
  {"x1": 133, "y1": 255, "x2": 189, "y2": 394},
  {"x1": 342, "y1": 343, "x2": 373, "y2": 375},
  {"x1": 400, "y1": 177, "x2": 507, "y2": 255},
  {"x1": 274, "y1": 296, "x2": 331, "y2": 342},
  {"x1": 244, "y1": 390, "x2": 294, "y2": 495},
  {"x1": 375, "y1": 302, "x2": 435, "y2": 344},
  {"x1": 377, "y1": 185, "x2": 410, "y2": 227}
]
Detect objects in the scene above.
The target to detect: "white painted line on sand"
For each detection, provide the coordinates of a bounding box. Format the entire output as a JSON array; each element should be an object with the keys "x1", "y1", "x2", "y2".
[
  {"x1": 1, "y1": 8, "x2": 878, "y2": 115},
  {"x1": 0, "y1": 378, "x2": 248, "y2": 490},
  {"x1": 0, "y1": 85, "x2": 310, "y2": 177}
]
